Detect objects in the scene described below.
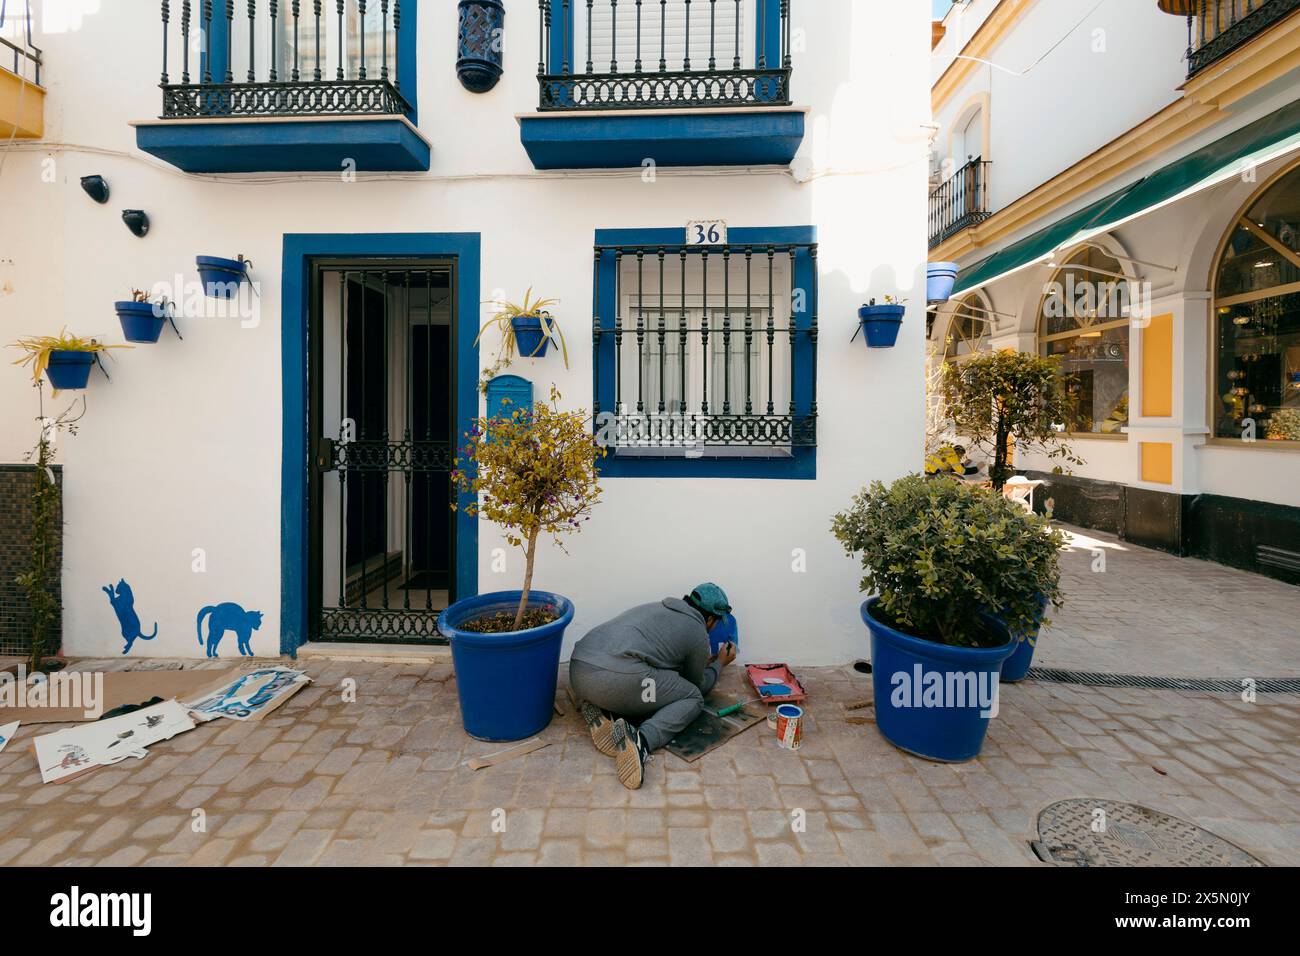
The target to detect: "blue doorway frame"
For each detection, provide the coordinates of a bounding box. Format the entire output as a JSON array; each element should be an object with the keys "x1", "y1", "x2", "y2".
[{"x1": 281, "y1": 233, "x2": 481, "y2": 655}]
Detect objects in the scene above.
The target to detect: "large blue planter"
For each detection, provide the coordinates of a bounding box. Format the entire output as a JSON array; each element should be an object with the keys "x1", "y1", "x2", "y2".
[
  {"x1": 999, "y1": 597, "x2": 1050, "y2": 683},
  {"x1": 511, "y1": 314, "x2": 552, "y2": 358},
  {"x1": 927, "y1": 262, "x2": 959, "y2": 303},
  {"x1": 860, "y1": 597, "x2": 1015, "y2": 762},
  {"x1": 437, "y1": 589, "x2": 574, "y2": 741},
  {"x1": 115, "y1": 300, "x2": 165, "y2": 343},
  {"x1": 858, "y1": 304, "x2": 905, "y2": 348},
  {"x1": 45, "y1": 351, "x2": 95, "y2": 390},
  {"x1": 196, "y1": 256, "x2": 249, "y2": 299}
]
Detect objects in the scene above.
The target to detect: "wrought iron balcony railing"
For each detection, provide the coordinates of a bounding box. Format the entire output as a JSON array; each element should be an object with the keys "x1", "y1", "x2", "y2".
[
  {"x1": 929, "y1": 158, "x2": 991, "y2": 249},
  {"x1": 0, "y1": 2, "x2": 41, "y2": 85},
  {"x1": 1184, "y1": 0, "x2": 1300, "y2": 77},
  {"x1": 594, "y1": 242, "x2": 818, "y2": 452},
  {"x1": 158, "y1": 1, "x2": 410, "y2": 119},
  {"x1": 537, "y1": 0, "x2": 793, "y2": 112}
]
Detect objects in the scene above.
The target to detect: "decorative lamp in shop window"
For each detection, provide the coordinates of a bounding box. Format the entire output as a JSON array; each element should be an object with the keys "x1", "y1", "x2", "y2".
[{"x1": 457, "y1": 0, "x2": 505, "y2": 93}]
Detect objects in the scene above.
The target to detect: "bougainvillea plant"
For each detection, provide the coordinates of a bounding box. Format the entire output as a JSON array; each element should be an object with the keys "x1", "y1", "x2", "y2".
[{"x1": 451, "y1": 387, "x2": 604, "y2": 631}]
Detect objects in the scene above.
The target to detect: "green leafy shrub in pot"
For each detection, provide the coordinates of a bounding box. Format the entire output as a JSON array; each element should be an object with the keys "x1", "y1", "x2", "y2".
[{"x1": 831, "y1": 474, "x2": 1066, "y2": 648}]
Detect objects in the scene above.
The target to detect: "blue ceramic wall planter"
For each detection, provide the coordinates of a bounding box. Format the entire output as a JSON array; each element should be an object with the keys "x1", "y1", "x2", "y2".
[
  {"x1": 45, "y1": 352, "x2": 97, "y2": 391},
  {"x1": 437, "y1": 590, "x2": 575, "y2": 741},
  {"x1": 856, "y1": 301, "x2": 906, "y2": 348},
  {"x1": 197, "y1": 255, "x2": 252, "y2": 299},
  {"x1": 511, "y1": 314, "x2": 553, "y2": 358},
  {"x1": 457, "y1": 0, "x2": 505, "y2": 93},
  {"x1": 115, "y1": 299, "x2": 182, "y2": 344},
  {"x1": 927, "y1": 262, "x2": 959, "y2": 303}
]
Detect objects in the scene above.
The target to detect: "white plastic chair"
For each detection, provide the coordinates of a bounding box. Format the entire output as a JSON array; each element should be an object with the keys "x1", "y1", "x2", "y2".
[{"x1": 1002, "y1": 475, "x2": 1044, "y2": 513}]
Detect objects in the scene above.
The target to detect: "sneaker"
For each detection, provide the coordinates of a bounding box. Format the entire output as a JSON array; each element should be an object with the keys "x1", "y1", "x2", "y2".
[
  {"x1": 611, "y1": 718, "x2": 650, "y2": 790},
  {"x1": 579, "y1": 700, "x2": 618, "y2": 757}
]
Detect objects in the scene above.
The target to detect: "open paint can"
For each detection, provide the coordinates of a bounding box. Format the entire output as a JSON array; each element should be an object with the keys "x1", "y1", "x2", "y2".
[{"x1": 775, "y1": 704, "x2": 803, "y2": 750}]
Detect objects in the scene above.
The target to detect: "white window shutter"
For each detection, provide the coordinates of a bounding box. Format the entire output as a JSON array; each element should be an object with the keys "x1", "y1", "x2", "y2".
[{"x1": 584, "y1": 0, "x2": 744, "y2": 72}]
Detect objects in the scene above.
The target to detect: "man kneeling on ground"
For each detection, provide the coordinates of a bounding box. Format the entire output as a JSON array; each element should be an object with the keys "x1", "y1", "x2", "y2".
[{"x1": 569, "y1": 583, "x2": 735, "y2": 789}]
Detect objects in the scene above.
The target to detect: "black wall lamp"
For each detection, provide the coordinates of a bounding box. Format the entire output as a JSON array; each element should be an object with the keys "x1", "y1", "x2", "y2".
[
  {"x1": 80, "y1": 175, "x2": 110, "y2": 204},
  {"x1": 122, "y1": 209, "x2": 150, "y2": 238}
]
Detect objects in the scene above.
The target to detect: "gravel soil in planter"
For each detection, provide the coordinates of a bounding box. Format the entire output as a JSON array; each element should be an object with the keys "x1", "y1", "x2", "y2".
[
  {"x1": 437, "y1": 589, "x2": 574, "y2": 742},
  {"x1": 860, "y1": 596, "x2": 1015, "y2": 762}
]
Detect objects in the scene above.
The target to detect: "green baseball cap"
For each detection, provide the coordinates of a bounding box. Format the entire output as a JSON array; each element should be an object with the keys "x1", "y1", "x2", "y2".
[{"x1": 689, "y1": 583, "x2": 732, "y2": 617}]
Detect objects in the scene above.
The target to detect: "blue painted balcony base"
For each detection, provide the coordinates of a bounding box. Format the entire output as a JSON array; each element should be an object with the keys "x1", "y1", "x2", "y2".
[
  {"x1": 518, "y1": 109, "x2": 806, "y2": 170},
  {"x1": 133, "y1": 116, "x2": 431, "y2": 174}
]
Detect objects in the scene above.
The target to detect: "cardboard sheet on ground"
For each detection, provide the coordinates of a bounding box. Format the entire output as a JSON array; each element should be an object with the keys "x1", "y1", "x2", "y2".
[
  {"x1": 0, "y1": 666, "x2": 238, "y2": 725},
  {"x1": 665, "y1": 692, "x2": 766, "y2": 762},
  {"x1": 0, "y1": 720, "x2": 17, "y2": 754},
  {"x1": 185, "y1": 666, "x2": 311, "y2": 721},
  {"x1": 33, "y1": 700, "x2": 196, "y2": 784}
]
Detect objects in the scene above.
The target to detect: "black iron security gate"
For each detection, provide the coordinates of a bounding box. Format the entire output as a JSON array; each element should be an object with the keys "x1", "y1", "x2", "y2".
[{"x1": 307, "y1": 260, "x2": 456, "y2": 644}]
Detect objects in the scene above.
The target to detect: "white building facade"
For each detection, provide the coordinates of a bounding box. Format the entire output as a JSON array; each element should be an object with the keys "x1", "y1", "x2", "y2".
[
  {"x1": 929, "y1": 0, "x2": 1300, "y2": 582},
  {"x1": 0, "y1": 1, "x2": 931, "y2": 663}
]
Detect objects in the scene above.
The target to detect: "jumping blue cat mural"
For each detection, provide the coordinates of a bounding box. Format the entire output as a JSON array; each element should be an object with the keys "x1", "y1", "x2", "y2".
[
  {"x1": 196, "y1": 603, "x2": 264, "y2": 658},
  {"x1": 103, "y1": 580, "x2": 158, "y2": 654}
]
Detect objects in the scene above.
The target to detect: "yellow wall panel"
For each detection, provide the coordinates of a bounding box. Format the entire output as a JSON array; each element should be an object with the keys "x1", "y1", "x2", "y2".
[
  {"x1": 1141, "y1": 442, "x2": 1173, "y2": 484},
  {"x1": 1141, "y1": 312, "x2": 1174, "y2": 418}
]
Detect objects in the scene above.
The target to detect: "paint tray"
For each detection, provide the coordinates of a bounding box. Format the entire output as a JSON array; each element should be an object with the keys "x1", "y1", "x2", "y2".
[{"x1": 745, "y1": 663, "x2": 806, "y2": 704}]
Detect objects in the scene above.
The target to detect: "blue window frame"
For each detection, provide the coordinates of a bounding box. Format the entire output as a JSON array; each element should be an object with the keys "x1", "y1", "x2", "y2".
[{"x1": 592, "y1": 226, "x2": 817, "y2": 480}]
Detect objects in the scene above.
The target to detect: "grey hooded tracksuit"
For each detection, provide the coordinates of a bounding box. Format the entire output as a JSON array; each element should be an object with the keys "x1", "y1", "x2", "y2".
[{"x1": 568, "y1": 598, "x2": 720, "y2": 752}]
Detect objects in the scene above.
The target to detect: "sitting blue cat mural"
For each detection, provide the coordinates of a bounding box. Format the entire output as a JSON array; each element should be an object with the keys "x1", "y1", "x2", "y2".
[
  {"x1": 196, "y1": 602, "x2": 263, "y2": 658},
  {"x1": 103, "y1": 579, "x2": 158, "y2": 655}
]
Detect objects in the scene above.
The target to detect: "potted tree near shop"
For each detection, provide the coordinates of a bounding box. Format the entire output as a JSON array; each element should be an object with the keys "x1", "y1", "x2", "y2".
[
  {"x1": 477, "y1": 288, "x2": 569, "y2": 365},
  {"x1": 832, "y1": 475, "x2": 1065, "y2": 761},
  {"x1": 9, "y1": 330, "x2": 129, "y2": 392},
  {"x1": 439, "y1": 387, "x2": 603, "y2": 741}
]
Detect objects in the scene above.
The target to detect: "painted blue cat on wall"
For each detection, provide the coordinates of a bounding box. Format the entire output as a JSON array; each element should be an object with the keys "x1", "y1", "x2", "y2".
[
  {"x1": 103, "y1": 580, "x2": 158, "y2": 654},
  {"x1": 197, "y1": 603, "x2": 263, "y2": 658}
]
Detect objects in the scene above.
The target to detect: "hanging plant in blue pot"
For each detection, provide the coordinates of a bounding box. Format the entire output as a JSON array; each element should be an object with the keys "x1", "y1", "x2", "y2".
[
  {"x1": 856, "y1": 297, "x2": 906, "y2": 348},
  {"x1": 457, "y1": 0, "x2": 505, "y2": 93},
  {"x1": 441, "y1": 389, "x2": 603, "y2": 741},
  {"x1": 115, "y1": 289, "x2": 181, "y2": 343},
  {"x1": 477, "y1": 289, "x2": 569, "y2": 367},
  {"x1": 9, "y1": 330, "x2": 129, "y2": 393},
  {"x1": 927, "y1": 262, "x2": 959, "y2": 303},
  {"x1": 832, "y1": 475, "x2": 1065, "y2": 762},
  {"x1": 196, "y1": 255, "x2": 251, "y2": 299}
]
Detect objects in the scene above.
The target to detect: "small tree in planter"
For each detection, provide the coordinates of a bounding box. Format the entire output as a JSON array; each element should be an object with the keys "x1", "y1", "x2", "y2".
[
  {"x1": 450, "y1": 387, "x2": 604, "y2": 631},
  {"x1": 832, "y1": 474, "x2": 1066, "y2": 760},
  {"x1": 940, "y1": 350, "x2": 1083, "y2": 490}
]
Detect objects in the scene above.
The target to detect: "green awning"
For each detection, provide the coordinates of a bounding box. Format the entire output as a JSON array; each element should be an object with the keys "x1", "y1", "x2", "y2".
[{"x1": 951, "y1": 98, "x2": 1300, "y2": 296}]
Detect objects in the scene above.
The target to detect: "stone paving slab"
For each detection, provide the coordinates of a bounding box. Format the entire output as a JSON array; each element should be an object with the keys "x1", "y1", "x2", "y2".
[{"x1": 1, "y1": 657, "x2": 1297, "y2": 867}]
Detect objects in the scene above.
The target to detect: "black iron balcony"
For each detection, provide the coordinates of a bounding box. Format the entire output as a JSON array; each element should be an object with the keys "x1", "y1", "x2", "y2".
[
  {"x1": 1, "y1": 6, "x2": 42, "y2": 85},
  {"x1": 537, "y1": 0, "x2": 793, "y2": 111},
  {"x1": 929, "y1": 158, "x2": 991, "y2": 249},
  {"x1": 1183, "y1": 0, "x2": 1300, "y2": 77},
  {"x1": 157, "y1": 0, "x2": 410, "y2": 119}
]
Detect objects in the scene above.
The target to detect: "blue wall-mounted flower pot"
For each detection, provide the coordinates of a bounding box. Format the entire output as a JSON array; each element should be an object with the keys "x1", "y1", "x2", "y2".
[
  {"x1": 115, "y1": 301, "x2": 166, "y2": 343},
  {"x1": 512, "y1": 314, "x2": 552, "y2": 358},
  {"x1": 196, "y1": 256, "x2": 249, "y2": 299},
  {"x1": 860, "y1": 597, "x2": 1015, "y2": 762},
  {"x1": 927, "y1": 262, "x2": 959, "y2": 303},
  {"x1": 858, "y1": 304, "x2": 905, "y2": 348},
  {"x1": 437, "y1": 589, "x2": 574, "y2": 741},
  {"x1": 999, "y1": 596, "x2": 1050, "y2": 683},
  {"x1": 45, "y1": 351, "x2": 95, "y2": 390},
  {"x1": 457, "y1": 0, "x2": 505, "y2": 93}
]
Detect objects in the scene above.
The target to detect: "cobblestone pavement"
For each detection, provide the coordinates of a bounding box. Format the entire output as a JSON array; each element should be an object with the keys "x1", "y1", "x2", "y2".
[
  {"x1": 1038, "y1": 525, "x2": 1300, "y2": 678},
  {"x1": 1, "y1": 656, "x2": 1297, "y2": 867}
]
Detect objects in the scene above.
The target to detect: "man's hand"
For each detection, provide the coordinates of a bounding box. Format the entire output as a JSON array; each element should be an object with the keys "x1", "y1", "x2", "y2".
[{"x1": 715, "y1": 642, "x2": 737, "y2": 667}]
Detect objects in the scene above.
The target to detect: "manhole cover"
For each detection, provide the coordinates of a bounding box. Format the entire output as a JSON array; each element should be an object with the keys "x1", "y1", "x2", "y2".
[{"x1": 1032, "y1": 799, "x2": 1265, "y2": 867}]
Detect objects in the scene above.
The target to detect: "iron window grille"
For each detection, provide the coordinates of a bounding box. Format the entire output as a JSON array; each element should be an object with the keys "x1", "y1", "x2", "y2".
[
  {"x1": 593, "y1": 241, "x2": 818, "y2": 456},
  {"x1": 929, "y1": 158, "x2": 991, "y2": 248},
  {"x1": 0, "y1": 0, "x2": 42, "y2": 86},
  {"x1": 157, "y1": 0, "x2": 411, "y2": 119},
  {"x1": 537, "y1": 0, "x2": 792, "y2": 111}
]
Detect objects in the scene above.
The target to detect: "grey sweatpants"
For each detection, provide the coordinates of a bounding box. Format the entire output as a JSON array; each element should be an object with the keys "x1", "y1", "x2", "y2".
[{"x1": 569, "y1": 658, "x2": 707, "y2": 752}]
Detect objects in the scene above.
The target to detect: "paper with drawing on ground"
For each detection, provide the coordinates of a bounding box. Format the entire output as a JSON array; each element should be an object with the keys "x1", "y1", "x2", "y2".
[
  {"x1": 32, "y1": 700, "x2": 197, "y2": 784},
  {"x1": 185, "y1": 666, "x2": 311, "y2": 722}
]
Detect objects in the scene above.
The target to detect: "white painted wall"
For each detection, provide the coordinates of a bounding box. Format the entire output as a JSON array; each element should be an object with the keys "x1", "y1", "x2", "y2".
[{"x1": 0, "y1": 1, "x2": 931, "y2": 662}]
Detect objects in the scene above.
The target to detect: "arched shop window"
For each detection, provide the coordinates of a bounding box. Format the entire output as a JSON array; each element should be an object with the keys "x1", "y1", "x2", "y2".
[
  {"x1": 1213, "y1": 162, "x2": 1300, "y2": 444},
  {"x1": 944, "y1": 293, "x2": 991, "y2": 363},
  {"x1": 1038, "y1": 247, "x2": 1130, "y2": 435}
]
